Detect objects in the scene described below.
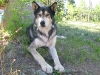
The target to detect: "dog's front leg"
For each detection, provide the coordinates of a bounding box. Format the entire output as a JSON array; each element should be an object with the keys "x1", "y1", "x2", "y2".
[
  {"x1": 49, "y1": 47, "x2": 65, "y2": 72},
  {"x1": 28, "y1": 39, "x2": 53, "y2": 73}
]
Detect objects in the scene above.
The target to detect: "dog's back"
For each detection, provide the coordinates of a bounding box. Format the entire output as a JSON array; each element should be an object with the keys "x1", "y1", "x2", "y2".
[{"x1": 26, "y1": 23, "x2": 38, "y2": 42}]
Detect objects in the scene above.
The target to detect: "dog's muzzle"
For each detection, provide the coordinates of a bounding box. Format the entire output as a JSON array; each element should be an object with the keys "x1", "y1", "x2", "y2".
[{"x1": 40, "y1": 20, "x2": 45, "y2": 27}]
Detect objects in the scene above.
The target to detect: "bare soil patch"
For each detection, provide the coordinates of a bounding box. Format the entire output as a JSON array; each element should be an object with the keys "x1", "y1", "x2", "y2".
[{"x1": 0, "y1": 40, "x2": 100, "y2": 75}]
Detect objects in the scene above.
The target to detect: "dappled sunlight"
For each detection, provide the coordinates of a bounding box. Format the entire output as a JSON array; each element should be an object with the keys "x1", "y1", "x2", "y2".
[
  {"x1": 0, "y1": 23, "x2": 9, "y2": 45},
  {"x1": 62, "y1": 21, "x2": 100, "y2": 33},
  {"x1": 0, "y1": 28, "x2": 9, "y2": 56},
  {"x1": 57, "y1": 21, "x2": 100, "y2": 65}
]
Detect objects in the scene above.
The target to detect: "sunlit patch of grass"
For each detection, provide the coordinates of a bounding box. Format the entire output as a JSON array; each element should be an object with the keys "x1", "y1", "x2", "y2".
[{"x1": 56, "y1": 21, "x2": 100, "y2": 64}]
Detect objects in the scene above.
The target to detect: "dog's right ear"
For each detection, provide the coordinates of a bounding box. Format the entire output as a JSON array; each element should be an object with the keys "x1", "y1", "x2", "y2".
[
  {"x1": 32, "y1": 1, "x2": 40, "y2": 11},
  {"x1": 50, "y1": 2, "x2": 57, "y2": 12}
]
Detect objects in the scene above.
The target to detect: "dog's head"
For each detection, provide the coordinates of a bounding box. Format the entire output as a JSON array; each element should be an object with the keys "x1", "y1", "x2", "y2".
[{"x1": 32, "y1": 1, "x2": 57, "y2": 28}]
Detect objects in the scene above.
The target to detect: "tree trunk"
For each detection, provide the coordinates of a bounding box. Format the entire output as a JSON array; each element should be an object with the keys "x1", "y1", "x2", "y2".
[
  {"x1": 88, "y1": 11, "x2": 90, "y2": 22},
  {"x1": 88, "y1": 0, "x2": 92, "y2": 22}
]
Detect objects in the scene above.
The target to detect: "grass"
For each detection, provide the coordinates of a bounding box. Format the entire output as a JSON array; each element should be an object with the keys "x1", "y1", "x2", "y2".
[
  {"x1": 56, "y1": 21, "x2": 100, "y2": 64},
  {"x1": 1, "y1": 20, "x2": 100, "y2": 74},
  {"x1": 5, "y1": 20, "x2": 100, "y2": 74}
]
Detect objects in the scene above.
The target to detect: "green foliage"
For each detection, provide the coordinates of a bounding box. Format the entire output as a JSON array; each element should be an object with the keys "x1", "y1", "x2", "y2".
[
  {"x1": 4, "y1": 0, "x2": 33, "y2": 55},
  {"x1": 66, "y1": 2, "x2": 76, "y2": 20},
  {"x1": 68, "y1": 0, "x2": 75, "y2": 4},
  {"x1": 0, "y1": 0, "x2": 5, "y2": 5},
  {"x1": 0, "y1": 0, "x2": 9, "y2": 5},
  {"x1": 53, "y1": 70, "x2": 63, "y2": 75},
  {"x1": 93, "y1": 4, "x2": 100, "y2": 21},
  {"x1": 5, "y1": 0, "x2": 31, "y2": 39},
  {"x1": 55, "y1": 0, "x2": 64, "y2": 21},
  {"x1": 65, "y1": 0, "x2": 100, "y2": 22}
]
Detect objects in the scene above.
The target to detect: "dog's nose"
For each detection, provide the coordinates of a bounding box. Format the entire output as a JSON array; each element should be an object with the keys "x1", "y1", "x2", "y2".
[{"x1": 40, "y1": 20, "x2": 45, "y2": 27}]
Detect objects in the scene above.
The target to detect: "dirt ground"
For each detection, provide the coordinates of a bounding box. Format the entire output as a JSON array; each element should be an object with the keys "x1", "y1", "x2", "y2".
[{"x1": 0, "y1": 39, "x2": 100, "y2": 75}]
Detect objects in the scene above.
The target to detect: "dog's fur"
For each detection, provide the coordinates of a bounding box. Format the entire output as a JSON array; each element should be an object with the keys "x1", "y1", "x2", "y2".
[{"x1": 26, "y1": 1, "x2": 64, "y2": 73}]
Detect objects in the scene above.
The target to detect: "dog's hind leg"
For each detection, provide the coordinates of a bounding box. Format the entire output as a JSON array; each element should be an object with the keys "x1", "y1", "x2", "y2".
[{"x1": 28, "y1": 39, "x2": 53, "y2": 73}]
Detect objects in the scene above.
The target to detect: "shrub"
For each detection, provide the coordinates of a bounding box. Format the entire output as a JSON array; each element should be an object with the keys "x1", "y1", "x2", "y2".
[
  {"x1": 5, "y1": 0, "x2": 31, "y2": 39},
  {"x1": 0, "y1": 0, "x2": 9, "y2": 5}
]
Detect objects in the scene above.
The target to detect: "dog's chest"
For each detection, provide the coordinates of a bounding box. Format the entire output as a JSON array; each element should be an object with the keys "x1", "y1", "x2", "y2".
[
  {"x1": 37, "y1": 29, "x2": 56, "y2": 43},
  {"x1": 37, "y1": 33, "x2": 56, "y2": 47},
  {"x1": 39, "y1": 34, "x2": 49, "y2": 42}
]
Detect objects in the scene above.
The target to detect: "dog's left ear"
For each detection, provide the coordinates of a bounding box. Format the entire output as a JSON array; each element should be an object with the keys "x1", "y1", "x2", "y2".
[
  {"x1": 50, "y1": 2, "x2": 57, "y2": 12},
  {"x1": 32, "y1": 1, "x2": 40, "y2": 12}
]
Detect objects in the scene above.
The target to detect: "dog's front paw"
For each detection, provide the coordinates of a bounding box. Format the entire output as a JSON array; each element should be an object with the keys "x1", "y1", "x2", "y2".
[
  {"x1": 54, "y1": 64, "x2": 65, "y2": 72},
  {"x1": 41, "y1": 64, "x2": 53, "y2": 73}
]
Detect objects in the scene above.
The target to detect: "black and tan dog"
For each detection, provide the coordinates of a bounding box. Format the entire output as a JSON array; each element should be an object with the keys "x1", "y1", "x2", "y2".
[{"x1": 26, "y1": 1, "x2": 64, "y2": 73}]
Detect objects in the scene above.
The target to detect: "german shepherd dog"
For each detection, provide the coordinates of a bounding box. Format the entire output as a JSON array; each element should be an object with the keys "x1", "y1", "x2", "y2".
[{"x1": 26, "y1": 1, "x2": 64, "y2": 73}]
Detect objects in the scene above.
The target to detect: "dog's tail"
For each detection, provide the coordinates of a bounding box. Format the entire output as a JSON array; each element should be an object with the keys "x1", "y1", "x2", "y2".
[{"x1": 57, "y1": 35, "x2": 66, "y2": 39}]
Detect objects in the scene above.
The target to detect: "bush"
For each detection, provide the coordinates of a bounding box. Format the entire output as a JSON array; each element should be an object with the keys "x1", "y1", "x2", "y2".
[
  {"x1": 0, "y1": 0, "x2": 9, "y2": 5},
  {"x1": 5, "y1": 0, "x2": 31, "y2": 39}
]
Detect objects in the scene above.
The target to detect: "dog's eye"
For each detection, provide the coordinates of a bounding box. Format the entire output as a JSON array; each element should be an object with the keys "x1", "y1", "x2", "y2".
[
  {"x1": 38, "y1": 14, "x2": 41, "y2": 17},
  {"x1": 46, "y1": 14, "x2": 49, "y2": 17}
]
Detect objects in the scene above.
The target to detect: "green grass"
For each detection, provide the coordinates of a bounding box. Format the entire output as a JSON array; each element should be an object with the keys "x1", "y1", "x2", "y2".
[
  {"x1": 2, "y1": 20, "x2": 99, "y2": 74},
  {"x1": 56, "y1": 21, "x2": 100, "y2": 64}
]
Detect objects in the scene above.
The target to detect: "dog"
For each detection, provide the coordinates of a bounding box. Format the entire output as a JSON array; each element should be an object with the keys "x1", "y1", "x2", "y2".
[{"x1": 26, "y1": 1, "x2": 65, "y2": 73}]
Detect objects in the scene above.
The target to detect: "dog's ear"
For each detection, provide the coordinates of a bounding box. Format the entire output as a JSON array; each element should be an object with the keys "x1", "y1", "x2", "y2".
[
  {"x1": 50, "y1": 2, "x2": 57, "y2": 12},
  {"x1": 32, "y1": 1, "x2": 40, "y2": 11}
]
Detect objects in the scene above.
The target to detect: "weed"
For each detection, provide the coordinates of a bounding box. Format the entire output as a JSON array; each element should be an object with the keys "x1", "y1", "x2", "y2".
[
  {"x1": 7, "y1": 59, "x2": 21, "y2": 75},
  {"x1": 5, "y1": 0, "x2": 31, "y2": 40},
  {"x1": 53, "y1": 70, "x2": 63, "y2": 75}
]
